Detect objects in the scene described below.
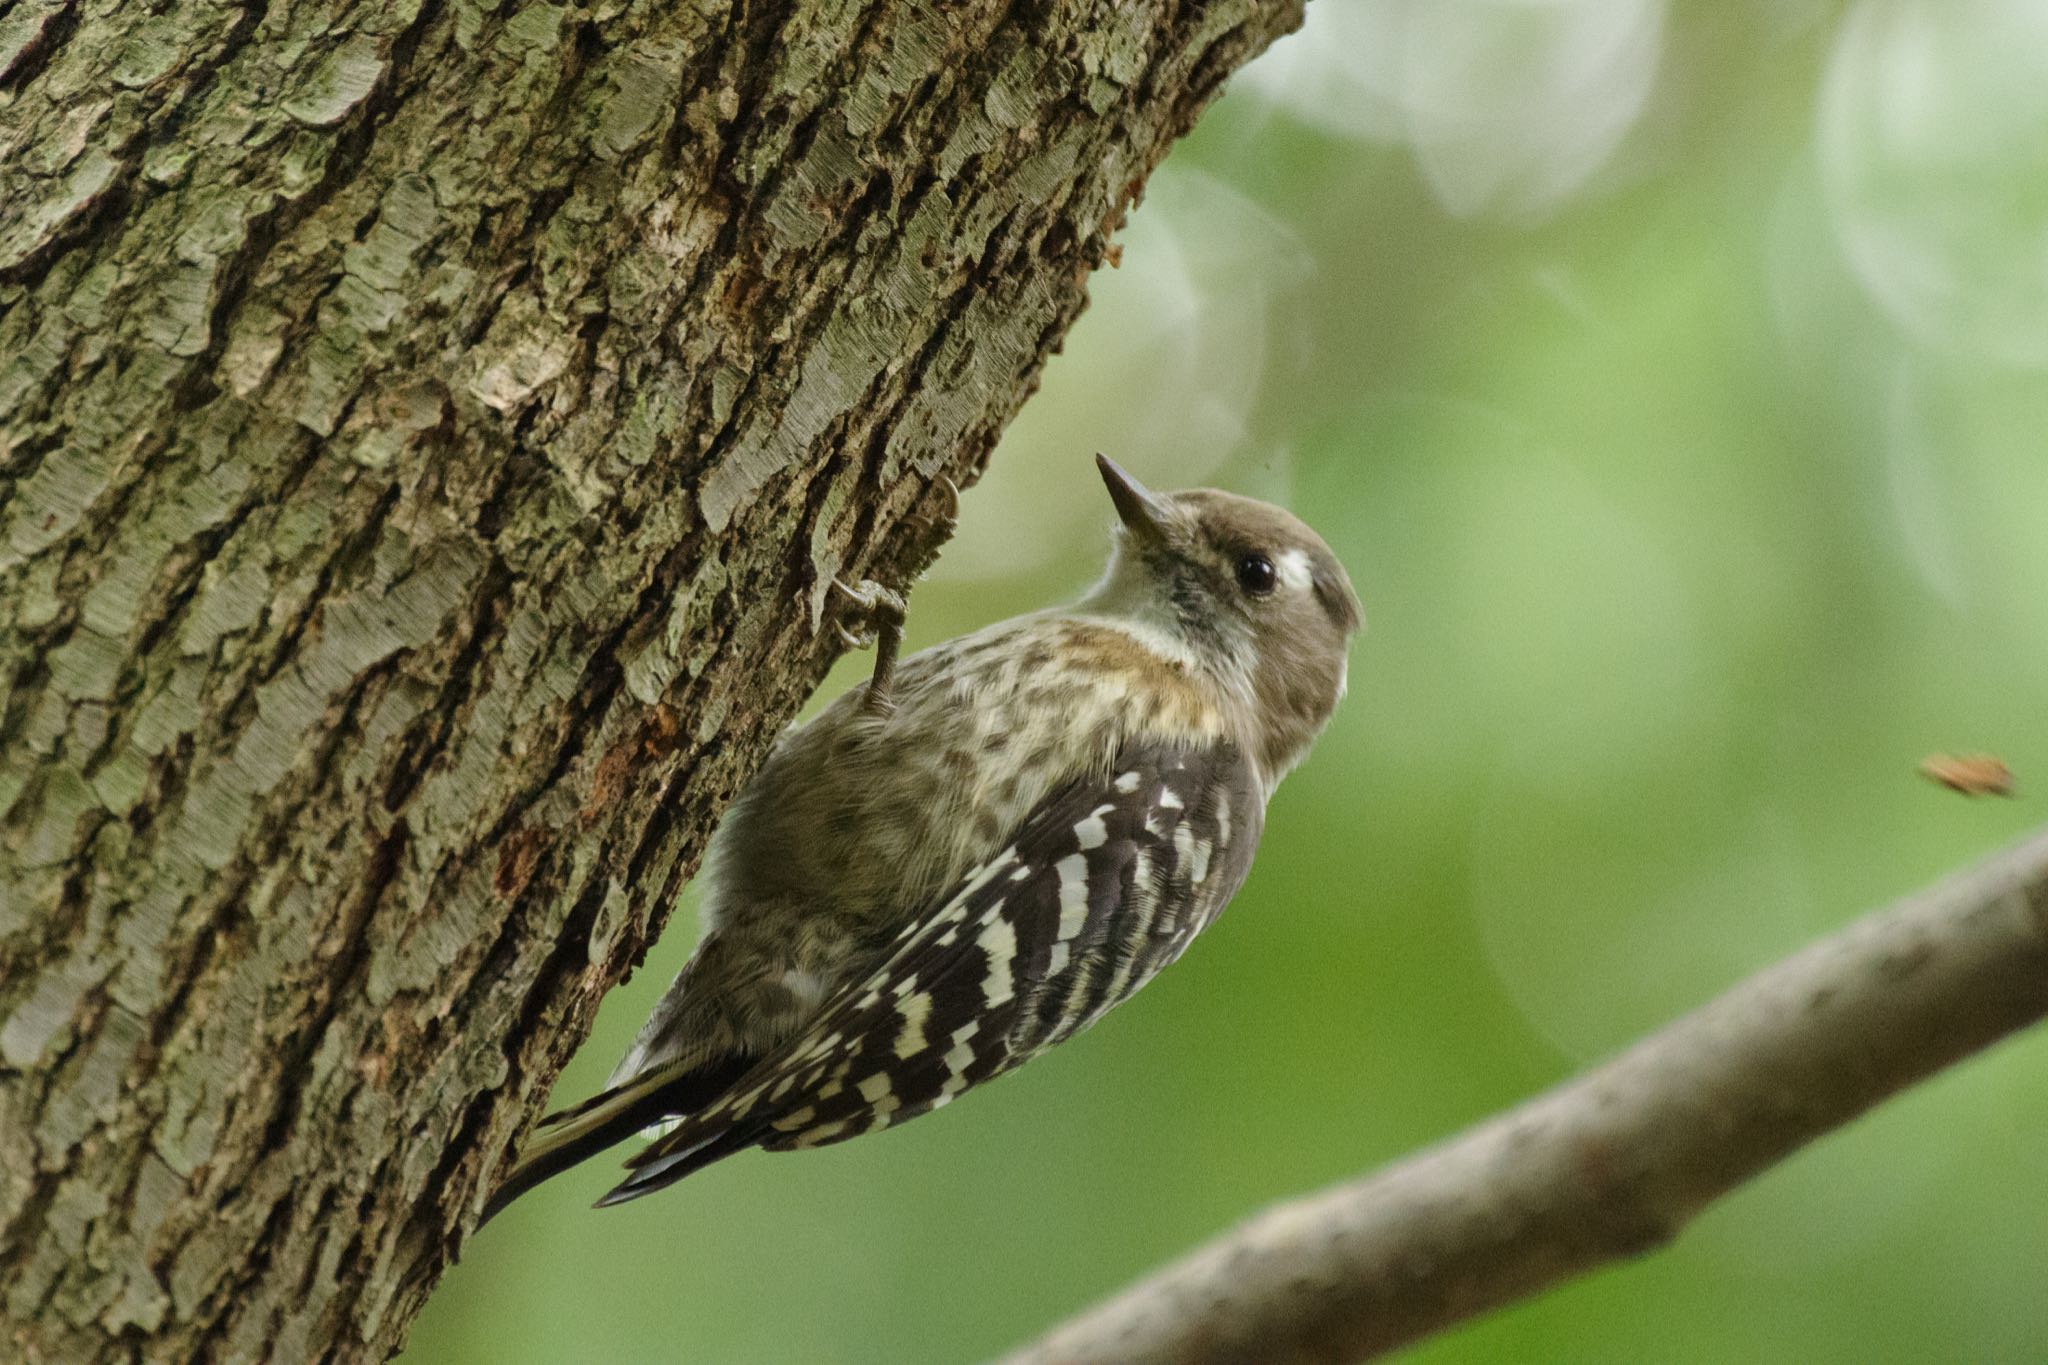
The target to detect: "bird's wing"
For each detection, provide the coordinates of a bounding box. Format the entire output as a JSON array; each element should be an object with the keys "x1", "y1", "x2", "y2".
[{"x1": 596, "y1": 736, "x2": 1264, "y2": 1205}]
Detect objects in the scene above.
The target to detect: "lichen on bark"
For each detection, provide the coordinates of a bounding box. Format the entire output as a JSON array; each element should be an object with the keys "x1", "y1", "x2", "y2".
[{"x1": 0, "y1": 0, "x2": 1304, "y2": 1358}]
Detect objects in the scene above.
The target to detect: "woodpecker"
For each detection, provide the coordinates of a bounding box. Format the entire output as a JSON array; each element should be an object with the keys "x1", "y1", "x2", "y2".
[{"x1": 484, "y1": 455, "x2": 1361, "y2": 1220}]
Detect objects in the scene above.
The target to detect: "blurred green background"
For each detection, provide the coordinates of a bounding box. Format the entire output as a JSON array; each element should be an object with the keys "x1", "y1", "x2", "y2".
[{"x1": 409, "y1": 2, "x2": 2048, "y2": 1360}]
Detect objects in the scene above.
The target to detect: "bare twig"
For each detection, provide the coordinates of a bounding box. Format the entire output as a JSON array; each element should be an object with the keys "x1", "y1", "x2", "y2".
[{"x1": 1009, "y1": 826, "x2": 2048, "y2": 1365}]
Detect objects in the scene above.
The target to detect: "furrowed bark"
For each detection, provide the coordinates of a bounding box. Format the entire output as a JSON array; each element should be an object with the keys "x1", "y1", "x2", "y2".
[
  {"x1": 1010, "y1": 825, "x2": 2048, "y2": 1365},
  {"x1": 0, "y1": 1, "x2": 1306, "y2": 1358}
]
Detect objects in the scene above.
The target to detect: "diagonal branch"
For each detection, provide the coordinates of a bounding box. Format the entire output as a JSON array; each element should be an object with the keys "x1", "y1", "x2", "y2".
[{"x1": 1009, "y1": 826, "x2": 2048, "y2": 1365}]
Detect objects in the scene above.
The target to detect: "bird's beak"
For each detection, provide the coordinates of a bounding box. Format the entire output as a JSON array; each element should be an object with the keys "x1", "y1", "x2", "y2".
[{"x1": 1096, "y1": 454, "x2": 1171, "y2": 546}]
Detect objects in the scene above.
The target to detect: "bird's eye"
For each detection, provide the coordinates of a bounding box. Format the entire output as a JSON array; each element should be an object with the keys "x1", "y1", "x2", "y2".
[{"x1": 1235, "y1": 552, "x2": 1277, "y2": 596}]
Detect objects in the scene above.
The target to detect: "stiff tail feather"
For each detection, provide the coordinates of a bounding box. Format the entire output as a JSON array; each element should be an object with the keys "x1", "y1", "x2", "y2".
[
  {"x1": 594, "y1": 1121, "x2": 762, "y2": 1207},
  {"x1": 479, "y1": 1055, "x2": 751, "y2": 1225}
]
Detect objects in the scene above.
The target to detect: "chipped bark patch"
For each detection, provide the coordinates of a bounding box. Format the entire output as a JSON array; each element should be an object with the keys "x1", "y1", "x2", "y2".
[
  {"x1": 494, "y1": 827, "x2": 549, "y2": 900},
  {"x1": 580, "y1": 742, "x2": 635, "y2": 827},
  {"x1": 643, "y1": 702, "x2": 681, "y2": 756}
]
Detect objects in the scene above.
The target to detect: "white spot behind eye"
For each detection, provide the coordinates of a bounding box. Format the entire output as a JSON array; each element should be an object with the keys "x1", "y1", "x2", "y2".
[{"x1": 1275, "y1": 548, "x2": 1314, "y2": 591}]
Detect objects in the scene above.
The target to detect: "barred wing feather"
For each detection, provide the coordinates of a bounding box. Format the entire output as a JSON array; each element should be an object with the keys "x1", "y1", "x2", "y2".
[{"x1": 598, "y1": 737, "x2": 1263, "y2": 1205}]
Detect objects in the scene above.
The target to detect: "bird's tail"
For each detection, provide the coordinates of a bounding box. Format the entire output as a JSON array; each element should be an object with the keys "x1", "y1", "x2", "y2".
[{"x1": 479, "y1": 1055, "x2": 751, "y2": 1225}]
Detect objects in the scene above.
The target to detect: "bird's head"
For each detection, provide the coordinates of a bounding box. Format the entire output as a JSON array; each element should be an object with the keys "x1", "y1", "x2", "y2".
[{"x1": 1083, "y1": 454, "x2": 1363, "y2": 781}]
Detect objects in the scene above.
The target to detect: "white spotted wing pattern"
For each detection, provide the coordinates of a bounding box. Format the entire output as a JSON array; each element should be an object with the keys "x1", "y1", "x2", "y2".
[{"x1": 597, "y1": 738, "x2": 1263, "y2": 1204}]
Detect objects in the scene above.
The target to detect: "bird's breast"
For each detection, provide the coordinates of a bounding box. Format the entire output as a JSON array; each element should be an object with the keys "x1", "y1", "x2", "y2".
[{"x1": 711, "y1": 615, "x2": 1234, "y2": 940}]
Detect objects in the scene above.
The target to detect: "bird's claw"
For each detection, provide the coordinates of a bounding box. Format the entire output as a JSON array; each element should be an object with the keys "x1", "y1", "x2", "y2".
[
  {"x1": 907, "y1": 473, "x2": 961, "y2": 538},
  {"x1": 931, "y1": 473, "x2": 961, "y2": 527},
  {"x1": 830, "y1": 577, "x2": 909, "y2": 715},
  {"x1": 829, "y1": 577, "x2": 907, "y2": 652}
]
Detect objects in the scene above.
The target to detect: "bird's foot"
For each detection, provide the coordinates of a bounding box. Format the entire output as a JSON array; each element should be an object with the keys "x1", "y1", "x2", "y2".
[
  {"x1": 830, "y1": 577, "x2": 908, "y2": 716},
  {"x1": 829, "y1": 577, "x2": 907, "y2": 652}
]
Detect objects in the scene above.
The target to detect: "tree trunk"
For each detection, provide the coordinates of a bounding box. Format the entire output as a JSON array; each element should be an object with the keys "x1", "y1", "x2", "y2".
[{"x1": 0, "y1": 2, "x2": 1302, "y2": 1358}]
